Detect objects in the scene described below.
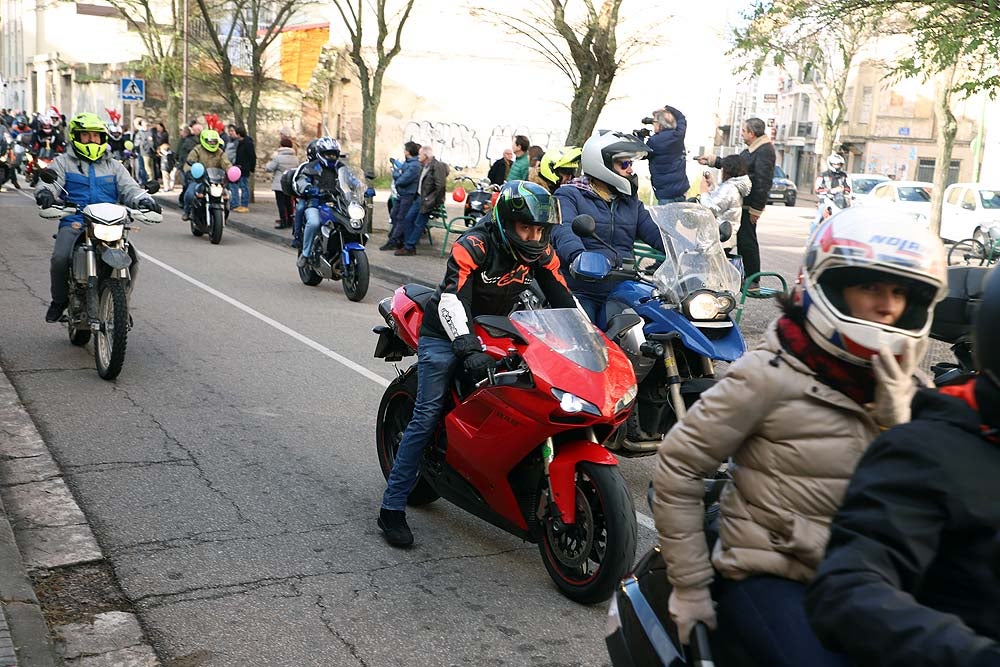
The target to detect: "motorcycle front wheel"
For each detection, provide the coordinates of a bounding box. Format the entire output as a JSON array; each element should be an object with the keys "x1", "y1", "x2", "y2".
[
  {"x1": 94, "y1": 279, "x2": 129, "y2": 380},
  {"x1": 341, "y1": 250, "x2": 369, "y2": 302},
  {"x1": 538, "y1": 462, "x2": 636, "y2": 604},
  {"x1": 375, "y1": 368, "x2": 439, "y2": 506},
  {"x1": 209, "y1": 208, "x2": 224, "y2": 244}
]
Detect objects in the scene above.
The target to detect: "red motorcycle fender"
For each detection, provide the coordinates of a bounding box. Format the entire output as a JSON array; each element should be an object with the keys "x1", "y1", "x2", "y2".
[{"x1": 548, "y1": 441, "x2": 618, "y2": 525}]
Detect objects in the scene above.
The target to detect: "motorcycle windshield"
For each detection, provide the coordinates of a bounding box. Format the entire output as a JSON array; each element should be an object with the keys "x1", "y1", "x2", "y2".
[
  {"x1": 338, "y1": 166, "x2": 364, "y2": 203},
  {"x1": 648, "y1": 203, "x2": 742, "y2": 302},
  {"x1": 509, "y1": 308, "x2": 608, "y2": 372},
  {"x1": 205, "y1": 167, "x2": 226, "y2": 183}
]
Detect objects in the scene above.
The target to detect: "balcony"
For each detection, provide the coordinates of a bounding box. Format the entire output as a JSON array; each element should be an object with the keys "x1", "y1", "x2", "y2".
[{"x1": 792, "y1": 121, "x2": 814, "y2": 138}]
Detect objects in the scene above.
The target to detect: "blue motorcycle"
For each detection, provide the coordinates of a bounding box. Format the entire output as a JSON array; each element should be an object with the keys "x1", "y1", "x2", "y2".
[
  {"x1": 570, "y1": 204, "x2": 746, "y2": 455},
  {"x1": 298, "y1": 165, "x2": 371, "y2": 302}
]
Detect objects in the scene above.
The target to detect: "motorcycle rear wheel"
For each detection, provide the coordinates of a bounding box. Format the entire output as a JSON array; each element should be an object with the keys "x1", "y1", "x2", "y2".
[
  {"x1": 341, "y1": 250, "x2": 369, "y2": 302},
  {"x1": 190, "y1": 220, "x2": 204, "y2": 237},
  {"x1": 94, "y1": 279, "x2": 128, "y2": 380},
  {"x1": 298, "y1": 254, "x2": 323, "y2": 286},
  {"x1": 538, "y1": 462, "x2": 636, "y2": 604},
  {"x1": 209, "y1": 208, "x2": 224, "y2": 244},
  {"x1": 375, "y1": 367, "x2": 439, "y2": 506}
]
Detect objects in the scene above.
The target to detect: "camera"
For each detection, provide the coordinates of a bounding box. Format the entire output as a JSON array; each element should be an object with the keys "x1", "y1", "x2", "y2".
[{"x1": 641, "y1": 116, "x2": 654, "y2": 125}]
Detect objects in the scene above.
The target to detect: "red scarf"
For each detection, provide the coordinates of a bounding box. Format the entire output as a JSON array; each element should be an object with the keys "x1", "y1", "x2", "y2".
[{"x1": 776, "y1": 317, "x2": 875, "y2": 406}]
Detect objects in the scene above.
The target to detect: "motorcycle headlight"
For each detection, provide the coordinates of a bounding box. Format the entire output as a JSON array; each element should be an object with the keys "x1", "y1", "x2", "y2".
[
  {"x1": 682, "y1": 290, "x2": 736, "y2": 321},
  {"x1": 614, "y1": 384, "x2": 638, "y2": 414},
  {"x1": 551, "y1": 388, "x2": 601, "y2": 416},
  {"x1": 91, "y1": 223, "x2": 124, "y2": 242},
  {"x1": 209, "y1": 184, "x2": 224, "y2": 197},
  {"x1": 348, "y1": 202, "x2": 365, "y2": 221}
]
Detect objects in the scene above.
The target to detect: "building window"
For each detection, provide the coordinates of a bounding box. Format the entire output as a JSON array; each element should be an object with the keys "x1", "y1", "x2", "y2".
[
  {"x1": 859, "y1": 86, "x2": 873, "y2": 124},
  {"x1": 917, "y1": 159, "x2": 962, "y2": 185}
]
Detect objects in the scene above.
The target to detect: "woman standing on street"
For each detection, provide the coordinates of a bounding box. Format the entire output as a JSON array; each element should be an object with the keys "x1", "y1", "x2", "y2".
[{"x1": 265, "y1": 137, "x2": 299, "y2": 229}]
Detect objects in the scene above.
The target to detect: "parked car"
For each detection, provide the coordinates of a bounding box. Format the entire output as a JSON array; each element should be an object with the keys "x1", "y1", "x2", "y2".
[
  {"x1": 856, "y1": 180, "x2": 934, "y2": 220},
  {"x1": 767, "y1": 164, "x2": 797, "y2": 206},
  {"x1": 939, "y1": 183, "x2": 1000, "y2": 242},
  {"x1": 847, "y1": 173, "x2": 890, "y2": 203}
]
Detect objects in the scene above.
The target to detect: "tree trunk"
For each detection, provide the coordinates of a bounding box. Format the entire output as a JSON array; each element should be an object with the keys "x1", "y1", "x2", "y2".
[
  {"x1": 359, "y1": 83, "x2": 379, "y2": 178},
  {"x1": 566, "y1": 74, "x2": 615, "y2": 145},
  {"x1": 929, "y1": 63, "x2": 959, "y2": 236}
]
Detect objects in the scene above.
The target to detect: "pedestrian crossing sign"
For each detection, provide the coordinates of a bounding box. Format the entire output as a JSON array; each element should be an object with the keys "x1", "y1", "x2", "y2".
[{"x1": 121, "y1": 78, "x2": 145, "y2": 102}]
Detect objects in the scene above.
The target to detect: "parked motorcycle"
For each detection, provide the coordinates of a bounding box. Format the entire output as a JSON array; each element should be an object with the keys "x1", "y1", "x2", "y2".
[
  {"x1": 569, "y1": 204, "x2": 746, "y2": 455},
  {"x1": 451, "y1": 171, "x2": 500, "y2": 224},
  {"x1": 298, "y1": 164, "x2": 370, "y2": 302},
  {"x1": 187, "y1": 162, "x2": 240, "y2": 244},
  {"x1": 36, "y1": 168, "x2": 162, "y2": 380},
  {"x1": 373, "y1": 288, "x2": 640, "y2": 603}
]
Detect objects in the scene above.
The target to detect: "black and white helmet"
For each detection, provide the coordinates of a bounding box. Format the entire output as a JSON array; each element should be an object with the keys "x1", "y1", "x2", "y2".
[
  {"x1": 827, "y1": 153, "x2": 846, "y2": 171},
  {"x1": 581, "y1": 130, "x2": 648, "y2": 197}
]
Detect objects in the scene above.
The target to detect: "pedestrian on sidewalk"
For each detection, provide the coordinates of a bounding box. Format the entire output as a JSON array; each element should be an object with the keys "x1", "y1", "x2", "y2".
[
  {"x1": 488, "y1": 148, "x2": 513, "y2": 186},
  {"x1": 233, "y1": 126, "x2": 256, "y2": 213},
  {"x1": 396, "y1": 145, "x2": 448, "y2": 256},
  {"x1": 158, "y1": 143, "x2": 176, "y2": 191},
  {"x1": 265, "y1": 137, "x2": 299, "y2": 229},
  {"x1": 506, "y1": 135, "x2": 530, "y2": 182},
  {"x1": 380, "y1": 141, "x2": 421, "y2": 251}
]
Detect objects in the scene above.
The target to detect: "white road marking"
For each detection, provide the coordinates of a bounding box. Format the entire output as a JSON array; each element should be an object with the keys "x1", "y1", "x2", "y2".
[{"x1": 137, "y1": 250, "x2": 390, "y2": 388}]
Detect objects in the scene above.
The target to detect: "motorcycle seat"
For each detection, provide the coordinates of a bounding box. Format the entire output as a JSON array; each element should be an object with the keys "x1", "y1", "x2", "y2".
[{"x1": 403, "y1": 284, "x2": 435, "y2": 310}]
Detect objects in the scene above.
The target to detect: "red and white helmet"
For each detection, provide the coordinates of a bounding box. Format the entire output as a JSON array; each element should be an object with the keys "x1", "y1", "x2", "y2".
[{"x1": 796, "y1": 207, "x2": 947, "y2": 366}]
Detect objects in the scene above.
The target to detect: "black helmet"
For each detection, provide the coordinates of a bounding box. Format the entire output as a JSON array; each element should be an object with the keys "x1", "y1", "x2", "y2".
[
  {"x1": 974, "y1": 267, "x2": 1000, "y2": 387},
  {"x1": 305, "y1": 139, "x2": 320, "y2": 162},
  {"x1": 491, "y1": 180, "x2": 560, "y2": 263}
]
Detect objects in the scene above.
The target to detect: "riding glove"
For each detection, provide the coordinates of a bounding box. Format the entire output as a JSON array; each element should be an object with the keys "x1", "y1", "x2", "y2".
[
  {"x1": 871, "y1": 339, "x2": 920, "y2": 427},
  {"x1": 452, "y1": 334, "x2": 493, "y2": 380},
  {"x1": 35, "y1": 188, "x2": 55, "y2": 209},
  {"x1": 138, "y1": 197, "x2": 161, "y2": 214},
  {"x1": 451, "y1": 333, "x2": 483, "y2": 358},
  {"x1": 668, "y1": 586, "x2": 717, "y2": 645}
]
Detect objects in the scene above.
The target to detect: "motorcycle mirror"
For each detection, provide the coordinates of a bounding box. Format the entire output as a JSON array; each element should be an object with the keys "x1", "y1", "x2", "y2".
[
  {"x1": 38, "y1": 168, "x2": 59, "y2": 184},
  {"x1": 145, "y1": 180, "x2": 160, "y2": 195},
  {"x1": 571, "y1": 214, "x2": 596, "y2": 238},
  {"x1": 718, "y1": 221, "x2": 732, "y2": 243}
]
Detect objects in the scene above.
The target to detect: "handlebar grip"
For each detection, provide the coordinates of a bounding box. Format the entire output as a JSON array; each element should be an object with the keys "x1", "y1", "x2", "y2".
[{"x1": 690, "y1": 623, "x2": 714, "y2": 666}]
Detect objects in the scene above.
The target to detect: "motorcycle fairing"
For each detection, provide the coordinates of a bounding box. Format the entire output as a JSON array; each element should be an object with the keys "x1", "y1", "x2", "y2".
[
  {"x1": 605, "y1": 281, "x2": 745, "y2": 362},
  {"x1": 548, "y1": 440, "x2": 619, "y2": 524}
]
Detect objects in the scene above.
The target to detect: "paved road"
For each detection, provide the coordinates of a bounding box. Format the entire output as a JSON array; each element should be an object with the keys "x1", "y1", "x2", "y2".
[{"x1": 0, "y1": 191, "x2": 944, "y2": 667}]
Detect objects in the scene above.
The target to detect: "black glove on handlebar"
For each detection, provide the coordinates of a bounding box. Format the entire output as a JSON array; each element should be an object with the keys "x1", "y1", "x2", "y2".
[
  {"x1": 451, "y1": 333, "x2": 482, "y2": 358},
  {"x1": 35, "y1": 189, "x2": 55, "y2": 209},
  {"x1": 138, "y1": 197, "x2": 161, "y2": 214},
  {"x1": 463, "y1": 352, "x2": 495, "y2": 380}
]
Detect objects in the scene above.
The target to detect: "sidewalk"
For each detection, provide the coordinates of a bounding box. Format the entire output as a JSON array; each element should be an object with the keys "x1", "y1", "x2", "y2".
[{"x1": 153, "y1": 187, "x2": 461, "y2": 290}]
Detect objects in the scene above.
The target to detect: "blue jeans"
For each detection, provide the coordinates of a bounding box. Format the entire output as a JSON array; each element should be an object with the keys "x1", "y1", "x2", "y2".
[
  {"x1": 402, "y1": 205, "x2": 430, "y2": 250},
  {"x1": 715, "y1": 575, "x2": 850, "y2": 667},
  {"x1": 381, "y1": 335, "x2": 458, "y2": 511},
  {"x1": 657, "y1": 195, "x2": 687, "y2": 204},
  {"x1": 301, "y1": 206, "x2": 322, "y2": 257},
  {"x1": 575, "y1": 294, "x2": 603, "y2": 325},
  {"x1": 183, "y1": 180, "x2": 200, "y2": 214},
  {"x1": 388, "y1": 193, "x2": 416, "y2": 244},
  {"x1": 234, "y1": 176, "x2": 250, "y2": 208}
]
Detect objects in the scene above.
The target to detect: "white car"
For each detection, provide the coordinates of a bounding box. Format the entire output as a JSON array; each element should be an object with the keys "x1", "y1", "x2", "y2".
[
  {"x1": 939, "y1": 183, "x2": 1000, "y2": 243},
  {"x1": 847, "y1": 173, "x2": 890, "y2": 204},
  {"x1": 858, "y1": 180, "x2": 934, "y2": 219}
]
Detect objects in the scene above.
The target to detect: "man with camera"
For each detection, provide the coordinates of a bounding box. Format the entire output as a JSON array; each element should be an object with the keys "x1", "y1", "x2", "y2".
[{"x1": 636, "y1": 105, "x2": 689, "y2": 204}]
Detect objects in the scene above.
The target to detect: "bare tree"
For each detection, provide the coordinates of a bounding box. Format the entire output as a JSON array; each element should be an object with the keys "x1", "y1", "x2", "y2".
[
  {"x1": 191, "y1": 0, "x2": 310, "y2": 139},
  {"x1": 105, "y1": 0, "x2": 184, "y2": 140},
  {"x1": 476, "y1": 0, "x2": 643, "y2": 146},
  {"x1": 732, "y1": 2, "x2": 876, "y2": 163},
  {"x1": 329, "y1": 0, "x2": 416, "y2": 177}
]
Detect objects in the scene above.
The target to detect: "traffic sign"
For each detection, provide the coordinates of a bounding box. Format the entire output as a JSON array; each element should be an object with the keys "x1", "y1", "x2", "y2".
[{"x1": 121, "y1": 78, "x2": 145, "y2": 102}]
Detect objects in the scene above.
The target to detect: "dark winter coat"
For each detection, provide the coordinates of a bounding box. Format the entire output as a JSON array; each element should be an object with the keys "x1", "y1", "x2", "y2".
[
  {"x1": 646, "y1": 105, "x2": 690, "y2": 201},
  {"x1": 487, "y1": 157, "x2": 511, "y2": 186},
  {"x1": 550, "y1": 180, "x2": 664, "y2": 302},
  {"x1": 711, "y1": 135, "x2": 775, "y2": 217},
  {"x1": 235, "y1": 134, "x2": 256, "y2": 175},
  {"x1": 417, "y1": 157, "x2": 449, "y2": 214},
  {"x1": 392, "y1": 155, "x2": 421, "y2": 196},
  {"x1": 806, "y1": 378, "x2": 1000, "y2": 667}
]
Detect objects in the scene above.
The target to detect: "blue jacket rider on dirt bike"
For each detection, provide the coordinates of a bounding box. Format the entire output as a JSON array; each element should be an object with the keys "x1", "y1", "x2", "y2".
[
  {"x1": 34, "y1": 112, "x2": 159, "y2": 323},
  {"x1": 293, "y1": 136, "x2": 347, "y2": 267},
  {"x1": 378, "y1": 181, "x2": 577, "y2": 548}
]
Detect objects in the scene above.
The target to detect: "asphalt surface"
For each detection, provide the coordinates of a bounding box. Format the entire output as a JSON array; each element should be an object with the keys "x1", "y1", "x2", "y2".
[{"x1": 0, "y1": 188, "x2": 951, "y2": 666}]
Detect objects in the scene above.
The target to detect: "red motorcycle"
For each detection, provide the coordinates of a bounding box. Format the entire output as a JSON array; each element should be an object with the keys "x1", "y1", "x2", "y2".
[{"x1": 373, "y1": 285, "x2": 640, "y2": 603}]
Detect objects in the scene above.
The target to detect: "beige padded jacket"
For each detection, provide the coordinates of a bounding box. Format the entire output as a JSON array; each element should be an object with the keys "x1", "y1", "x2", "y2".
[{"x1": 652, "y1": 321, "x2": 881, "y2": 591}]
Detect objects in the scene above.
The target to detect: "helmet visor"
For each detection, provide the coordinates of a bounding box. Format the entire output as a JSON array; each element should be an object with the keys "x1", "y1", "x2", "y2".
[
  {"x1": 203, "y1": 137, "x2": 220, "y2": 149},
  {"x1": 508, "y1": 188, "x2": 561, "y2": 226}
]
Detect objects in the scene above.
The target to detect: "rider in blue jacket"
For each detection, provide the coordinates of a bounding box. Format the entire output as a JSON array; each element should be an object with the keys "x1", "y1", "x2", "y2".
[
  {"x1": 293, "y1": 136, "x2": 346, "y2": 267},
  {"x1": 550, "y1": 131, "x2": 664, "y2": 322}
]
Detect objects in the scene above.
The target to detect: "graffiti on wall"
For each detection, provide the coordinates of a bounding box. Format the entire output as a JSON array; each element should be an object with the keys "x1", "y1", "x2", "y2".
[
  {"x1": 403, "y1": 120, "x2": 482, "y2": 169},
  {"x1": 402, "y1": 120, "x2": 569, "y2": 169}
]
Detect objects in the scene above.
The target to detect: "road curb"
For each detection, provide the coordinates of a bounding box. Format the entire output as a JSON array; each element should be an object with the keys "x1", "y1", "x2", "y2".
[{"x1": 157, "y1": 195, "x2": 435, "y2": 289}]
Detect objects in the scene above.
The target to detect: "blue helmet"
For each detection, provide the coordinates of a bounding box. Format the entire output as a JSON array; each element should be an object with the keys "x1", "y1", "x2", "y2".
[{"x1": 315, "y1": 136, "x2": 341, "y2": 168}]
